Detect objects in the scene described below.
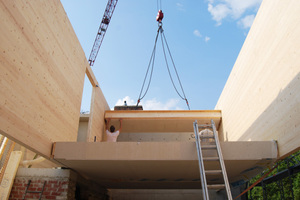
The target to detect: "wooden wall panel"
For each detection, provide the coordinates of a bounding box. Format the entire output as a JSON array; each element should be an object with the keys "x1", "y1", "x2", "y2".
[
  {"x1": 87, "y1": 86, "x2": 110, "y2": 142},
  {"x1": 215, "y1": 0, "x2": 300, "y2": 158},
  {"x1": 0, "y1": 0, "x2": 87, "y2": 158}
]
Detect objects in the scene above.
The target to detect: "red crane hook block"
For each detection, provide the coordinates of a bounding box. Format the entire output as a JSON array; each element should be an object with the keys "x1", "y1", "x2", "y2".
[{"x1": 156, "y1": 10, "x2": 164, "y2": 23}]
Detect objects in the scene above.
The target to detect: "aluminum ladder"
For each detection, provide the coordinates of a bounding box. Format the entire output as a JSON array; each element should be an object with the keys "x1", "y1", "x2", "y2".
[{"x1": 193, "y1": 119, "x2": 232, "y2": 200}]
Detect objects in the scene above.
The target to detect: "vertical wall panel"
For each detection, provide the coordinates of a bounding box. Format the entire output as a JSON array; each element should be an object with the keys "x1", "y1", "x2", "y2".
[
  {"x1": 87, "y1": 87, "x2": 110, "y2": 142},
  {"x1": 216, "y1": 0, "x2": 300, "y2": 158},
  {"x1": 0, "y1": 0, "x2": 88, "y2": 158}
]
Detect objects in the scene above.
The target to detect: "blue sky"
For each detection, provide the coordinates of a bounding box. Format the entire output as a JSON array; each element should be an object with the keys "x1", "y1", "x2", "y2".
[{"x1": 60, "y1": 0, "x2": 262, "y2": 111}]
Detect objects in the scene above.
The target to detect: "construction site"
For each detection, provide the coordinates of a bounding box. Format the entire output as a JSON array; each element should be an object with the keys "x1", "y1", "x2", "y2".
[{"x1": 0, "y1": 0, "x2": 300, "y2": 199}]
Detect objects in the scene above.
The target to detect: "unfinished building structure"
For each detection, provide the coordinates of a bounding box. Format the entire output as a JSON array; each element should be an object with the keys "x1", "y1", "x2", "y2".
[{"x1": 0, "y1": 0, "x2": 299, "y2": 199}]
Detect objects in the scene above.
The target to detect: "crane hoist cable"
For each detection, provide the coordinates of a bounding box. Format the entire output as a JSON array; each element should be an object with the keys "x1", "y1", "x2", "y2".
[
  {"x1": 136, "y1": 28, "x2": 160, "y2": 103},
  {"x1": 136, "y1": 10, "x2": 190, "y2": 110},
  {"x1": 157, "y1": 0, "x2": 162, "y2": 11}
]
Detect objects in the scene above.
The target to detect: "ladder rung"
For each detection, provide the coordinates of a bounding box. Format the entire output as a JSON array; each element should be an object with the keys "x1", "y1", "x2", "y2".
[
  {"x1": 207, "y1": 184, "x2": 225, "y2": 190},
  {"x1": 203, "y1": 157, "x2": 219, "y2": 161},
  {"x1": 205, "y1": 170, "x2": 222, "y2": 175},
  {"x1": 200, "y1": 135, "x2": 214, "y2": 139},
  {"x1": 201, "y1": 145, "x2": 217, "y2": 149},
  {"x1": 27, "y1": 191, "x2": 42, "y2": 193},
  {"x1": 198, "y1": 124, "x2": 212, "y2": 128}
]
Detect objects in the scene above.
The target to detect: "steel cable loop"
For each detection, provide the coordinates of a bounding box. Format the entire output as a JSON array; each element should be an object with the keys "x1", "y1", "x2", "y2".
[
  {"x1": 136, "y1": 27, "x2": 160, "y2": 106},
  {"x1": 140, "y1": 42, "x2": 156, "y2": 100},
  {"x1": 162, "y1": 32, "x2": 189, "y2": 102},
  {"x1": 137, "y1": 24, "x2": 190, "y2": 110},
  {"x1": 160, "y1": 30, "x2": 190, "y2": 110},
  {"x1": 160, "y1": 32, "x2": 184, "y2": 100}
]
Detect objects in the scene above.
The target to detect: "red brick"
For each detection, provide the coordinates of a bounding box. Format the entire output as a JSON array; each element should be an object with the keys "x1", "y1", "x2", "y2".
[
  {"x1": 10, "y1": 190, "x2": 20, "y2": 195},
  {"x1": 36, "y1": 187, "x2": 44, "y2": 191},
  {"x1": 51, "y1": 191, "x2": 62, "y2": 196},
  {"x1": 58, "y1": 188, "x2": 67, "y2": 193},
  {"x1": 52, "y1": 184, "x2": 59, "y2": 188},
  {"x1": 28, "y1": 187, "x2": 37, "y2": 191},
  {"x1": 24, "y1": 194, "x2": 33, "y2": 198},
  {"x1": 48, "y1": 180, "x2": 58, "y2": 184},
  {"x1": 12, "y1": 194, "x2": 23, "y2": 198},
  {"x1": 16, "y1": 186, "x2": 26, "y2": 190},
  {"x1": 42, "y1": 191, "x2": 51, "y2": 195},
  {"x1": 46, "y1": 195, "x2": 56, "y2": 199},
  {"x1": 32, "y1": 183, "x2": 39, "y2": 187},
  {"x1": 13, "y1": 183, "x2": 23, "y2": 187}
]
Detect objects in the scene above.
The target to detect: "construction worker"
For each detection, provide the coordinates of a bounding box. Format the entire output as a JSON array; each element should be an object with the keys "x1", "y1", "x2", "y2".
[
  {"x1": 105, "y1": 119, "x2": 122, "y2": 142},
  {"x1": 156, "y1": 10, "x2": 164, "y2": 23},
  {"x1": 199, "y1": 128, "x2": 214, "y2": 142}
]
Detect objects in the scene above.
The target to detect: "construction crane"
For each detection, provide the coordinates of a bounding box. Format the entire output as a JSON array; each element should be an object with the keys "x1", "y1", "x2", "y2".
[{"x1": 88, "y1": 0, "x2": 118, "y2": 66}]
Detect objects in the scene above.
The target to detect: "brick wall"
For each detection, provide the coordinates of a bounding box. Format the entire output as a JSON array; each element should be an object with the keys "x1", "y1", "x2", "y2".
[
  {"x1": 9, "y1": 177, "x2": 75, "y2": 199},
  {"x1": 8, "y1": 168, "x2": 108, "y2": 200}
]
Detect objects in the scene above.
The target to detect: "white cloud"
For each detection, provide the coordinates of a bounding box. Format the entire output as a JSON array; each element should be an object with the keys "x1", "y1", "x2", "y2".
[
  {"x1": 208, "y1": 3, "x2": 231, "y2": 26},
  {"x1": 205, "y1": 36, "x2": 211, "y2": 42},
  {"x1": 115, "y1": 96, "x2": 135, "y2": 106},
  {"x1": 207, "y1": 0, "x2": 262, "y2": 27},
  {"x1": 238, "y1": 14, "x2": 255, "y2": 29},
  {"x1": 225, "y1": 0, "x2": 262, "y2": 19},
  {"x1": 176, "y1": 3, "x2": 185, "y2": 11},
  {"x1": 193, "y1": 29, "x2": 202, "y2": 37},
  {"x1": 114, "y1": 96, "x2": 183, "y2": 110},
  {"x1": 142, "y1": 98, "x2": 182, "y2": 110}
]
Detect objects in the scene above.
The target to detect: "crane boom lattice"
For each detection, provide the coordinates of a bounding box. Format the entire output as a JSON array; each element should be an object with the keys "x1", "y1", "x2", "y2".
[{"x1": 88, "y1": 0, "x2": 118, "y2": 66}]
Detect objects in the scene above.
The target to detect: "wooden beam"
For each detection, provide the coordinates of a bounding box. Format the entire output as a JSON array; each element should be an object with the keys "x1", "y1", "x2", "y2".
[
  {"x1": 0, "y1": 151, "x2": 22, "y2": 200},
  {"x1": 0, "y1": 142, "x2": 15, "y2": 184},
  {"x1": 105, "y1": 110, "x2": 221, "y2": 120},
  {"x1": 0, "y1": 137, "x2": 9, "y2": 160},
  {"x1": 104, "y1": 110, "x2": 222, "y2": 133},
  {"x1": 215, "y1": 0, "x2": 300, "y2": 158},
  {"x1": 86, "y1": 65, "x2": 99, "y2": 87}
]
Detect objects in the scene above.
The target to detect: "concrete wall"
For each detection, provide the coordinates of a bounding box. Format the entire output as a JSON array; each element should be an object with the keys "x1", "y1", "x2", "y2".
[{"x1": 215, "y1": 0, "x2": 300, "y2": 158}]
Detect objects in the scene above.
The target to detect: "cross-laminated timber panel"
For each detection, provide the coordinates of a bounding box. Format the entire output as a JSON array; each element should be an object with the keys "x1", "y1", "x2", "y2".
[
  {"x1": 0, "y1": 0, "x2": 87, "y2": 158},
  {"x1": 53, "y1": 141, "x2": 278, "y2": 189},
  {"x1": 215, "y1": 0, "x2": 300, "y2": 158},
  {"x1": 87, "y1": 86, "x2": 110, "y2": 142},
  {"x1": 105, "y1": 110, "x2": 221, "y2": 133}
]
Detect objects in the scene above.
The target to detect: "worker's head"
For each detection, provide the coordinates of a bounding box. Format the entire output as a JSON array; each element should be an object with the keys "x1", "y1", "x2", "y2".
[{"x1": 110, "y1": 125, "x2": 115, "y2": 132}]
